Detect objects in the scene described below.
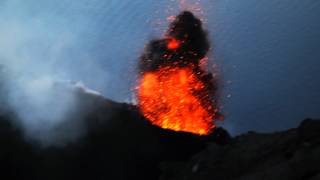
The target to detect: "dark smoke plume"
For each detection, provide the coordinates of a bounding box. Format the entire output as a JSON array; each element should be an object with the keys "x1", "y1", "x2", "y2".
[
  {"x1": 139, "y1": 11, "x2": 221, "y2": 119},
  {"x1": 139, "y1": 11, "x2": 210, "y2": 71}
]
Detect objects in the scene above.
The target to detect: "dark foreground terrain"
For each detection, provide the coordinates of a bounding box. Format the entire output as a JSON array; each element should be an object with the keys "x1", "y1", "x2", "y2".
[
  {"x1": 0, "y1": 87, "x2": 319, "y2": 180},
  {"x1": 160, "y1": 118, "x2": 320, "y2": 180}
]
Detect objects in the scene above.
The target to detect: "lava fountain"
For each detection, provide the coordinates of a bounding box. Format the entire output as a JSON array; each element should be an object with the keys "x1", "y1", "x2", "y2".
[{"x1": 137, "y1": 11, "x2": 221, "y2": 135}]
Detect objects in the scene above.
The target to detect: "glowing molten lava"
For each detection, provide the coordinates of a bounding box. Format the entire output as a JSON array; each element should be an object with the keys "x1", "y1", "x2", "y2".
[
  {"x1": 137, "y1": 11, "x2": 220, "y2": 135},
  {"x1": 166, "y1": 37, "x2": 180, "y2": 49},
  {"x1": 138, "y1": 65, "x2": 215, "y2": 135}
]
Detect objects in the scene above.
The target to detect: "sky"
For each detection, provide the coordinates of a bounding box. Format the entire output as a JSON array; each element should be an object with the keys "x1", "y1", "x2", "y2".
[{"x1": 0, "y1": 0, "x2": 320, "y2": 138}]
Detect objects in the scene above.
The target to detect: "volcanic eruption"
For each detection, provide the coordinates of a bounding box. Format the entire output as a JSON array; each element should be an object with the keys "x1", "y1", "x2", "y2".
[{"x1": 137, "y1": 11, "x2": 221, "y2": 135}]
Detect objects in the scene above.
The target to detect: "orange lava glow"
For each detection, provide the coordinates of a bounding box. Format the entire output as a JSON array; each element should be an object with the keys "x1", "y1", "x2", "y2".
[
  {"x1": 138, "y1": 65, "x2": 215, "y2": 135},
  {"x1": 167, "y1": 38, "x2": 180, "y2": 49}
]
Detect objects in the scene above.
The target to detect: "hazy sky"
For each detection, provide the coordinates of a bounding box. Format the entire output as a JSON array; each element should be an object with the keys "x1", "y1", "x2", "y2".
[{"x1": 0, "y1": 0, "x2": 320, "y2": 136}]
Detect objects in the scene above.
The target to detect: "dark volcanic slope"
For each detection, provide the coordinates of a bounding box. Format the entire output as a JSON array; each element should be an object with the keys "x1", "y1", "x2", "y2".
[
  {"x1": 160, "y1": 119, "x2": 320, "y2": 180},
  {"x1": 0, "y1": 86, "x2": 227, "y2": 180},
  {"x1": 0, "y1": 86, "x2": 319, "y2": 180}
]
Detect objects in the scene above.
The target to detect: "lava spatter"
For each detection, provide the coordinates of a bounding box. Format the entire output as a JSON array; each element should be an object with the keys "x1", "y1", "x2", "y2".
[{"x1": 137, "y1": 11, "x2": 220, "y2": 135}]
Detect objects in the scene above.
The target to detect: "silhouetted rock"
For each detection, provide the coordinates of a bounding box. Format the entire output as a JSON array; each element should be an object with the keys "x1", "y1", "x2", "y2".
[
  {"x1": 0, "y1": 86, "x2": 219, "y2": 180},
  {"x1": 160, "y1": 119, "x2": 320, "y2": 180},
  {"x1": 1, "y1": 86, "x2": 318, "y2": 180}
]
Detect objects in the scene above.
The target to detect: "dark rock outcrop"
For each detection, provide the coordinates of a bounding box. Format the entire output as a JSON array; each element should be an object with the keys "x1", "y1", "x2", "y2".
[{"x1": 160, "y1": 119, "x2": 320, "y2": 180}]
